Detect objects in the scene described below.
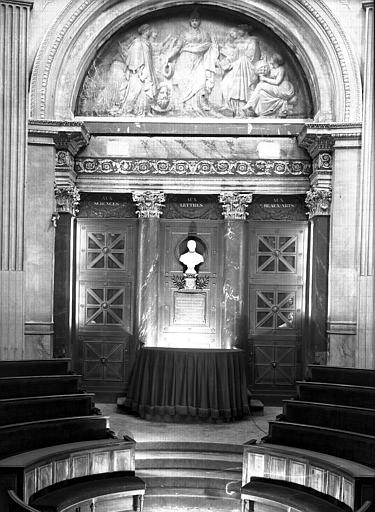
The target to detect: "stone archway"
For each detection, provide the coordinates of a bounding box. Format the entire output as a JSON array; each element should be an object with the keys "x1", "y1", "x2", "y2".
[{"x1": 29, "y1": 0, "x2": 362, "y2": 123}]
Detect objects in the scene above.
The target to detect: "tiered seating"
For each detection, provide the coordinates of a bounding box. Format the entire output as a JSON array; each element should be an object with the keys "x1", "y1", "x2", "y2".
[
  {"x1": 0, "y1": 360, "x2": 145, "y2": 512},
  {"x1": 242, "y1": 365, "x2": 375, "y2": 512}
]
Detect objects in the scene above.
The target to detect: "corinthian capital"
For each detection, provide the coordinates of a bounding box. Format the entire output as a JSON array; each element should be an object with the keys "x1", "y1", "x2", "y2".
[
  {"x1": 132, "y1": 191, "x2": 165, "y2": 218},
  {"x1": 219, "y1": 192, "x2": 253, "y2": 220},
  {"x1": 305, "y1": 187, "x2": 332, "y2": 218},
  {"x1": 54, "y1": 184, "x2": 80, "y2": 216}
]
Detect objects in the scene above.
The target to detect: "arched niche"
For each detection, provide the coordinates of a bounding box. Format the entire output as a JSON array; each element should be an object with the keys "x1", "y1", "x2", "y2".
[{"x1": 29, "y1": 0, "x2": 362, "y2": 123}]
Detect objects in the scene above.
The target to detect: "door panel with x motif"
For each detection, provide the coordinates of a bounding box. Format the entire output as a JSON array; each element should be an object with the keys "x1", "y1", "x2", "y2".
[
  {"x1": 76, "y1": 219, "x2": 136, "y2": 394},
  {"x1": 248, "y1": 222, "x2": 307, "y2": 395}
]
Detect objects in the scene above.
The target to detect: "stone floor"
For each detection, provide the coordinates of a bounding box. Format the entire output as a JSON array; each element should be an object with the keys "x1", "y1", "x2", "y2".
[
  {"x1": 98, "y1": 403, "x2": 281, "y2": 445},
  {"x1": 97, "y1": 404, "x2": 282, "y2": 512}
]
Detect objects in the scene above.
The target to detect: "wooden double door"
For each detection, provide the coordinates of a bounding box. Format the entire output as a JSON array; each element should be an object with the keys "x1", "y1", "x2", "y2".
[{"x1": 73, "y1": 218, "x2": 307, "y2": 396}]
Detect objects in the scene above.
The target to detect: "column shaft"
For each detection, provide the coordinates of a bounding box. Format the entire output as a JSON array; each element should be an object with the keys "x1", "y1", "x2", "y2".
[
  {"x1": 307, "y1": 216, "x2": 329, "y2": 364},
  {"x1": 136, "y1": 218, "x2": 160, "y2": 347},
  {"x1": 222, "y1": 220, "x2": 247, "y2": 349},
  {"x1": 0, "y1": 1, "x2": 33, "y2": 358}
]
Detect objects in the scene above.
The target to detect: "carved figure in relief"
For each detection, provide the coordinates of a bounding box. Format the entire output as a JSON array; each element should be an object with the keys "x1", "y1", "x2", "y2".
[
  {"x1": 242, "y1": 53, "x2": 297, "y2": 117},
  {"x1": 179, "y1": 240, "x2": 204, "y2": 275},
  {"x1": 220, "y1": 25, "x2": 261, "y2": 116},
  {"x1": 165, "y1": 8, "x2": 219, "y2": 113},
  {"x1": 119, "y1": 24, "x2": 158, "y2": 115}
]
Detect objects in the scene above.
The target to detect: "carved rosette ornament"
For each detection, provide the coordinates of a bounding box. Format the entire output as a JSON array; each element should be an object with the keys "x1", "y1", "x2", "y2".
[
  {"x1": 219, "y1": 192, "x2": 253, "y2": 220},
  {"x1": 132, "y1": 191, "x2": 166, "y2": 218},
  {"x1": 54, "y1": 184, "x2": 81, "y2": 216},
  {"x1": 305, "y1": 187, "x2": 332, "y2": 218}
]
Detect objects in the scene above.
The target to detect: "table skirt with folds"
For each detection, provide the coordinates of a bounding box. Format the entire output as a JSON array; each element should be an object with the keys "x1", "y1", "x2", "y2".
[{"x1": 124, "y1": 347, "x2": 250, "y2": 421}]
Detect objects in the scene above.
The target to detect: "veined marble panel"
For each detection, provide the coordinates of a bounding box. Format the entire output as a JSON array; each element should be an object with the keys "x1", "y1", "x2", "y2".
[{"x1": 78, "y1": 136, "x2": 308, "y2": 160}]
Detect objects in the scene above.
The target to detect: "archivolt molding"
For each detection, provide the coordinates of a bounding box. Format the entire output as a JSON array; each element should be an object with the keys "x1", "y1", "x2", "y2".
[{"x1": 29, "y1": 0, "x2": 362, "y2": 122}]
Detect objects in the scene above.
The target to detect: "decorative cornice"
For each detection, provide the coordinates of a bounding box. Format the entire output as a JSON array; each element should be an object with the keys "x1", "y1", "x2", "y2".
[
  {"x1": 132, "y1": 191, "x2": 165, "y2": 218},
  {"x1": 1, "y1": 1, "x2": 33, "y2": 7},
  {"x1": 362, "y1": 1, "x2": 374, "y2": 10},
  {"x1": 28, "y1": 120, "x2": 90, "y2": 151},
  {"x1": 75, "y1": 158, "x2": 311, "y2": 177},
  {"x1": 219, "y1": 192, "x2": 253, "y2": 220},
  {"x1": 305, "y1": 187, "x2": 332, "y2": 218},
  {"x1": 53, "y1": 131, "x2": 90, "y2": 155}
]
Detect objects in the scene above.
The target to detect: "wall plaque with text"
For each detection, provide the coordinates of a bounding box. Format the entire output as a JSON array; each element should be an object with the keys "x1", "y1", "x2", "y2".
[{"x1": 173, "y1": 292, "x2": 206, "y2": 325}]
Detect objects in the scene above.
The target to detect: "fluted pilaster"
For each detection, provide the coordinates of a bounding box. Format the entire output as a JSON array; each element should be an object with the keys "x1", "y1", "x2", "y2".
[{"x1": 0, "y1": 1, "x2": 33, "y2": 358}]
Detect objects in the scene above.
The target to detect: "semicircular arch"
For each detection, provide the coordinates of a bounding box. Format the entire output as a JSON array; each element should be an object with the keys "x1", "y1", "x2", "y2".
[{"x1": 29, "y1": 0, "x2": 362, "y2": 123}]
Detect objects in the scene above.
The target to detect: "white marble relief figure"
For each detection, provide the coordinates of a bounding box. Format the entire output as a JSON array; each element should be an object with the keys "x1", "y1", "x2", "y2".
[
  {"x1": 179, "y1": 240, "x2": 204, "y2": 275},
  {"x1": 164, "y1": 8, "x2": 219, "y2": 113},
  {"x1": 242, "y1": 53, "x2": 297, "y2": 117},
  {"x1": 220, "y1": 25, "x2": 261, "y2": 117},
  {"x1": 119, "y1": 23, "x2": 158, "y2": 115}
]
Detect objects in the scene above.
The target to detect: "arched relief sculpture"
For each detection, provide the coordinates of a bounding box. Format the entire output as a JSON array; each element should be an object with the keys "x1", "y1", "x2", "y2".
[{"x1": 76, "y1": 7, "x2": 311, "y2": 119}]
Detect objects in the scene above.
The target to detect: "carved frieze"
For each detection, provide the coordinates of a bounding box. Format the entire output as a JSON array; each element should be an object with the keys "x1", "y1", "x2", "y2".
[
  {"x1": 219, "y1": 192, "x2": 253, "y2": 220},
  {"x1": 305, "y1": 187, "x2": 332, "y2": 218},
  {"x1": 132, "y1": 191, "x2": 165, "y2": 218},
  {"x1": 54, "y1": 185, "x2": 80, "y2": 216},
  {"x1": 75, "y1": 158, "x2": 311, "y2": 176},
  {"x1": 76, "y1": 8, "x2": 310, "y2": 120}
]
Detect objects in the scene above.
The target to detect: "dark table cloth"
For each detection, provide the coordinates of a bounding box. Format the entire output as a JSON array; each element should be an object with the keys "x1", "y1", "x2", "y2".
[{"x1": 124, "y1": 347, "x2": 250, "y2": 421}]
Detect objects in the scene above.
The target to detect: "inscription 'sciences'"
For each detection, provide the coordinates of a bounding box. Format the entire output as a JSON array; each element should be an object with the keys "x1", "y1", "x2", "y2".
[{"x1": 174, "y1": 292, "x2": 206, "y2": 325}]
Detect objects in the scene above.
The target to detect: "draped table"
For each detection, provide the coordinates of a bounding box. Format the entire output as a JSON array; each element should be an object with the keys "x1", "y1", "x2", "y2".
[{"x1": 124, "y1": 347, "x2": 250, "y2": 421}]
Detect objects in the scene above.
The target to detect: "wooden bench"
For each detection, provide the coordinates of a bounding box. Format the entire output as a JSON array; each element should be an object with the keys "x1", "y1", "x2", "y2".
[
  {"x1": 0, "y1": 437, "x2": 136, "y2": 510},
  {"x1": 241, "y1": 477, "x2": 372, "y2": 512},
  {"x1": 266, "y1": 421, "x2": 375, "y2": 467},
  {"x1": 309, "y1": 365, "x2": 375, "y2": 388},
  {"x1": 297, "y1": 381, "x2": 375, "y2": 409},
  {"x1": 242, "y1": 442, "x2": 375, "y2": 511},
  {"x1": 0, "y1": 360, "x2": 71, "y2": 378},
  {"x1": 0, "y1": 394, "x2": 96, "y2": 427},
  {"x1": 282, "y1": 400, "x2": 375, "y2": 435},
  {"x1": 0, "y1": 416, "x2": 113, "y2": 459},
  {"x1": 28, "y1": 471, "x2": 145, "y2": 512},
  {"x1": 0, "y1": 376, "x2": 82, "y2": 400}
]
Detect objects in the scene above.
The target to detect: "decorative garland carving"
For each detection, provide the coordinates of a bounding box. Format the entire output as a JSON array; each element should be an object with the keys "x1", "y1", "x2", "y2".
[
  {"x1": 305, "y1": 187, "x2": 332, "y2": 218},
  {"x1": 132, "y1": 191, "x2": 165, "y2": 218},
  {"x1": 219, "y1": 192, "x2": 253, "y2": 220},
  {"x1": 75, "y1": 158, "x2": 311, "y2": 176},
  {"x1": 54, "y1": 184, "x2": 81, "y2": 215}
]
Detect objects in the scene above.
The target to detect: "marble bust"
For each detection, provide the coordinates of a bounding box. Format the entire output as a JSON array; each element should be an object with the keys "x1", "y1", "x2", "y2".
[{"x1": 179, "y1": 240, "x2": 204, "y2": 275}]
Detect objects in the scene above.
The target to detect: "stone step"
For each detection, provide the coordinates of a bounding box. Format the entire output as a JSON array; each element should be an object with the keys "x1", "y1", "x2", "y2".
[
  {"x1": 136, "y1": 457, "x2": 242, "y2": 471},
  {"x1": 143, "y1": 494, "x2": 241, "y2": 512},
  {"x1": 136, "y1": 441, "x2": 243, "y2": 454},
  {"x1": 136, "y1": 470, "x2": 242, "y2": 494},
  {"x1": 143, "y1": 495, "x2": 241, "y2": 511}
]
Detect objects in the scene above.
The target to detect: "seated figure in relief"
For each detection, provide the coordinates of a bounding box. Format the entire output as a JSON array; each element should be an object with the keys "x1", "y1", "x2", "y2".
[
  {"x1": 179, "y1": 240, "x2": 204, "y2": 275},
  {"x1": 242, "y1": 53, "x2": 297, "y2": 117},
  {"x1": 219, "y1": 24, "x2": 261, "y2": 117}
]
